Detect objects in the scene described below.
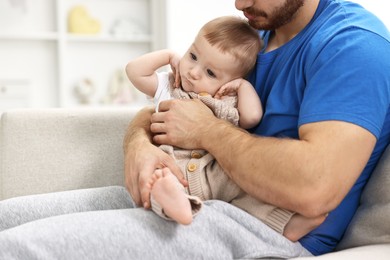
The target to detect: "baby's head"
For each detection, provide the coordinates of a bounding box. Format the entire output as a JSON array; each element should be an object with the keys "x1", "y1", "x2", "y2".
[
  {"x1": 201, "y1": 16, "x2": 262, "y2": 76},
  {"x1": 179, "y1": 16, "x2": 262, "y2": 95}
]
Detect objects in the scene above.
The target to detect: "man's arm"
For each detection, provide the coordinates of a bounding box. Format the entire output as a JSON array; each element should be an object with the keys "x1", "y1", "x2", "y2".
[
  {"x1": 123, "y1": 106, "x2": 185, "y2": 207},
  {"x1": 152, "y1": 99, "x2": 376, "y2": 217}
]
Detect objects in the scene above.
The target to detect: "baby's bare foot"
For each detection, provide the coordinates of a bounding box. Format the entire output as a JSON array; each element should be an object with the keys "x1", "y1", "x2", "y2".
[
  {"x1": 151, "y1": 168, "x2": 192, "y2": 225},
  {"x1": 146, "y1": 169, "x2": 163, "y2": 190}
]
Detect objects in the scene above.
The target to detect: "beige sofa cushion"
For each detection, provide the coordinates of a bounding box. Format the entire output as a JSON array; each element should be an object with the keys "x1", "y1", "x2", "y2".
[
  {"x1": 336, "y1": 144, "x2": 390, "y2": 249},
  {"x1": 0, "y1": 108, "x2": 139, "y2": 200}
]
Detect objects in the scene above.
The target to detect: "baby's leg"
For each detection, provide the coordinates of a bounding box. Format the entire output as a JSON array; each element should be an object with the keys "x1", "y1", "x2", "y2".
[
  {"x1": 150, "y1": 168, "x2": 192, "y2": 225},
  {"x1": 283, "y1": 213, "x2": 327, "y2": 242}
]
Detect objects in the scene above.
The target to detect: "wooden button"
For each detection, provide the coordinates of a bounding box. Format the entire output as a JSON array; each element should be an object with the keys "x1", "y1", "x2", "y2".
[
  {"x1": 191, "y1": 151, "x2": 202, "y2": 159},
  {"x1": 187, "y1": 163, "x2": 197, "y2": 172},
  {"x1": 199, "y1": 92, "x2": 209, "y2": 96}
]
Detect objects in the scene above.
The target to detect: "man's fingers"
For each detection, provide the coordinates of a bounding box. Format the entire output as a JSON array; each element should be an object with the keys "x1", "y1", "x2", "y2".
[
  {"x1": 140, "y1": 186, "x2": 151, "y2": 209},
  {"x1": 155, "y1": 99, "x2": 174, "y2": 112},
  {"x1": 126, "y1": 177, "x2": 142, "y2": 206},
  {"x1": 131, "y1": 185, "x2": 142, "y2": 206},
  {"x1": 124, "y1": 158, "x2": 142, "y2": 206},
  {"x1": 150, "y1": 108, "x2": 169, "y2": 134},
  {"x1": 139, "y1": 164, "x2": 156, "y2": 208},
  {"x1": 150, "y1": 122, "x2": 165, "y2": 134},
  {"x1": 164, "y1": 158, "x2": 187, "y2": 187},
  {"x1": 150, "y1": 110, "x2": 165, "y2": 123},
  {"x1": 152, "y1": 134, "x2": 169, "y2": 145}
]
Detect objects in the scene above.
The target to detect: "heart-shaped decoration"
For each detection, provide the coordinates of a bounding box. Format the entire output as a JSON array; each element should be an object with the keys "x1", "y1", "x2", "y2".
[{"x1": 68, "y1": 5, "x2": 101, "y2": 34}]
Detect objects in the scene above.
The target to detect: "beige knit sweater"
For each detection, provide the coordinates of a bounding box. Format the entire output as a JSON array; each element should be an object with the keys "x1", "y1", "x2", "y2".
[{"x1": 151, "y1": 85, "x2": 294, "y2": 234}]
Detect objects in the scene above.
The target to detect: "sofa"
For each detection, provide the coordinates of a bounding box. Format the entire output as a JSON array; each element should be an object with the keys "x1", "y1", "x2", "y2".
[{"x1": 0, "y1": 108, "x2": 389, "y2": 259}]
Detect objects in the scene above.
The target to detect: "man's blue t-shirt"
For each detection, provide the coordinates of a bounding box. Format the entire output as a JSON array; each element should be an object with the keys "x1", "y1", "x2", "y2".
[{"x1": 247, "y1": 0, "x2": 390, "y2": 255}]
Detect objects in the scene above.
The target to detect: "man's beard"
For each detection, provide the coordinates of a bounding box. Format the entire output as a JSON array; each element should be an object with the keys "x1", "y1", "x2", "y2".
[{"x1": 245, "y1": 0, "x2": 305, "y2": 30}]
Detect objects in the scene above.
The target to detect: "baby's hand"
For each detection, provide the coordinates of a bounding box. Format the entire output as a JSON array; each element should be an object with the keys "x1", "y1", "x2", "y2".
[
  {"x1": 169, "y1": 52, "x2": 181, "y2": 88},
  {"x1": 214, "y1": 78, "x2": 243, "y2": 99}
]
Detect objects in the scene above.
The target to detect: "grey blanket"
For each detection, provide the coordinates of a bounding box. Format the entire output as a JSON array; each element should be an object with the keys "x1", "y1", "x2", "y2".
[{"x1": 0, "y1": 186, "x2": 311, "y2": 259}]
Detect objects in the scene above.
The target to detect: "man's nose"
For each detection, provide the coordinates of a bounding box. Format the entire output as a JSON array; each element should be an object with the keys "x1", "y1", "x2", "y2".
[{"x1": 235, "y1": 0, "x2": 254, "y2": 11}]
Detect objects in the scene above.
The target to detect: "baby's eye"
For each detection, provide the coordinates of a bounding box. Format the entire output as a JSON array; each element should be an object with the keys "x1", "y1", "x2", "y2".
[
  {"x1": 207, "y1": 69, "x2": 216, "y2": 78},
  {"x1": 190, "y1": 52, "x2": 197, "y2": 61}
]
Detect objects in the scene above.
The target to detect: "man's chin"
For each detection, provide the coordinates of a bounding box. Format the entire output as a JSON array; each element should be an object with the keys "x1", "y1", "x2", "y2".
[{"x1": 249, "y1": 20, "x2": 274, "y2": 31}]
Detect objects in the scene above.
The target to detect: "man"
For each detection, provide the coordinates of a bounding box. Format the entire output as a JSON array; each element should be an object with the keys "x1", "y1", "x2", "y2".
[
  {"x1": 1, "y1": 0, "x2": 389, "y2": 259},
  {"x1": 124, "y1": 0, "x2": 390, "y2": 256}
]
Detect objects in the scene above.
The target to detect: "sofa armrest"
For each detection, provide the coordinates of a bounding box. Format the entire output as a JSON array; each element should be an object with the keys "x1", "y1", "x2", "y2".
[
  {"x1": 0, "y1": 108, "x2": 140, "y2": 200},
  {"x1": 290, "y1": 244, "x2": 390, "y2": 260}
]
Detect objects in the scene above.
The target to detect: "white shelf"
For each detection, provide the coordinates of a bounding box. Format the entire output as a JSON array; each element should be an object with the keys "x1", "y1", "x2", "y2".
[
  {"x1": 0, "y1": 0, "x2": 166, "y2": 110},
  {"x1": 0, "y1": 33, "x2": 152, "y2": 43},
  {"x1": 0, "y1": 32, "x2": 59, "y2": 41},
  {"x1": 66, "y1": 34, "x2": 152, "y2": 43}
]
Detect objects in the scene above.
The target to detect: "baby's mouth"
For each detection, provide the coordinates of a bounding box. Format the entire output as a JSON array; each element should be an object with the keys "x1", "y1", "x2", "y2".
[{"x1": 181, "y1": 77, "x2": 193, "y2": 88}]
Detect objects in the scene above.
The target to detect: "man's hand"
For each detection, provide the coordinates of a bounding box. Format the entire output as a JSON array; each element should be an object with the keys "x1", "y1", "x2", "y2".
[
  {"x1": 123, "y1": 107, "x2": 186, "y2": 208},
  {"x1": 124, "y1": 140, "x2": 185, "y2": 208},
  {"x1": 150, "y1": 99, "x2": 218, "y2": 149}
]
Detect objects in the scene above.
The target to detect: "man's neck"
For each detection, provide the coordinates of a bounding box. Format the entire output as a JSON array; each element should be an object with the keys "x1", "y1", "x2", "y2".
[{"x1": 265, "y1": 0, "x2": 320, "y2": 53}]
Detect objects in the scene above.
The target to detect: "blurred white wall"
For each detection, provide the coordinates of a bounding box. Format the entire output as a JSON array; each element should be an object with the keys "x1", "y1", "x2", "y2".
[
  {"x1": 354, "y1": 0, "x2": 389, "y2": 24},
  {"x1": 166, "y1": 0, "x2": 240, "y2": 55},
  {"x1": 166, "y1": 0, "x2": 390, "y2": 54}
]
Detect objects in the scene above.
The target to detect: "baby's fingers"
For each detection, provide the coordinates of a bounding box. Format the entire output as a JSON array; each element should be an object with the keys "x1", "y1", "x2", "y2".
[
  {"x1": 175, "y1": 69, "x2": 181, "y2": 87},
  {"x1": 214, "y1": 88, "x2": 226, "y2": 99}
]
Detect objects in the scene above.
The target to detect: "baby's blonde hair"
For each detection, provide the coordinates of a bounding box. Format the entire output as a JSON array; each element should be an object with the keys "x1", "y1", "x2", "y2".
[{"x1": 200, "y1": 16, "x2": 262, "y2": 76}]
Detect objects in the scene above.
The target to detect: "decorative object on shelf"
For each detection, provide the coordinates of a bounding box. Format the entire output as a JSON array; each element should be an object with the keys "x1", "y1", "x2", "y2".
[
  {"x1": 0, "y1": 78, "x2": 31, "y2": 110},
  {"x1": 1, "y1": 0, "x2": 29, "y2": 30},
  {"x1": 109, "y1": 18, "x2": 144, "y2": 38},
  {"x1": 68, "y1": 5, "x2": 101, "y2": 34},
  {"x1": 0, "y1": 0, "x2": 165, "y2": 109},
  {"x1": 8, "y1": 0, "x2": 27, "y2": 12},
  {"x1": 73, "y1": 78, "x2": 95, "y2": 105},
  {"x1": 101, "y1": 69, "x2": 141, "y2": 105}
]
